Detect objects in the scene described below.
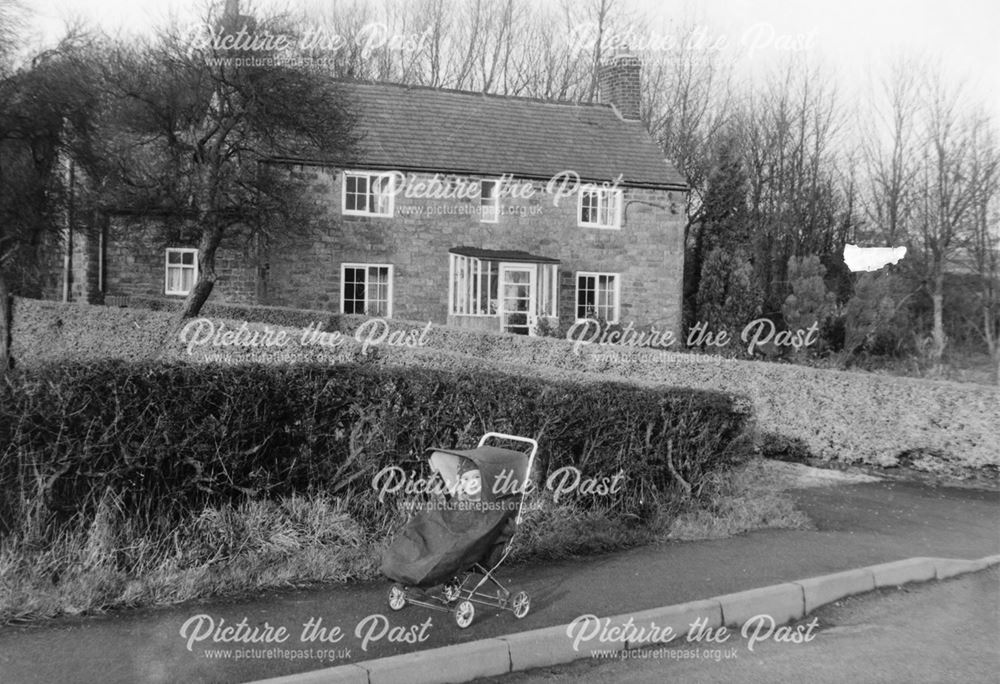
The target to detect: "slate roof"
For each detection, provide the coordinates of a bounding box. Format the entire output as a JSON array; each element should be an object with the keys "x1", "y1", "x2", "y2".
[{"x1": 288, "y1": 81, "x2": 686, "y2": 190}]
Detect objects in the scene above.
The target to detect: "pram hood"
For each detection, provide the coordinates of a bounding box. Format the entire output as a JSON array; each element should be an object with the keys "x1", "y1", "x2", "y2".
[{"x1": 428, "y1": 446, "x2": 529, "y2": 503}]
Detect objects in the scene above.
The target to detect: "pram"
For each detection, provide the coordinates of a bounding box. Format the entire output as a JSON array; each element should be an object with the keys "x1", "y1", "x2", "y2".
[{"x1": 381, "y1": 432, "x2": 536, "y2": 628}]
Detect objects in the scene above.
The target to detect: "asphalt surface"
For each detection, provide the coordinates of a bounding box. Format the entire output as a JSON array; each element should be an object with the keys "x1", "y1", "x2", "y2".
[
  {"x1": 486, "y1": 566, "x2": 1000, "y2": 684},
  {"x1": 0, "y1": 480, "x2": 996, "y2": 684}
]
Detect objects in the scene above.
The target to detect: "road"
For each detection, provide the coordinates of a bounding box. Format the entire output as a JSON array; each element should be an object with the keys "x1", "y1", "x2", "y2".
[
  {"x1": 0, "y1": 480, "x2": 996, "y2": 683},
  {"x1": 482, "y1": 567, "x2": 1000, "y2": 684}
]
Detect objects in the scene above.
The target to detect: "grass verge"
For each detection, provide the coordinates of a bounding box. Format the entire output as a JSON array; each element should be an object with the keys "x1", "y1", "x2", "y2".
[
  {"x1": 0, "y1": 460, "x2": 809, "y2": 625},
  {"x1": 663, "y1": 459, "x2": 812, "y2": 540}
]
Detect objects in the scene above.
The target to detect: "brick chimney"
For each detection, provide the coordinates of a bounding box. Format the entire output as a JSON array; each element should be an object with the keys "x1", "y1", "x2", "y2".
[{"x1": 598, "y1": 53, "x2": 642, "y2": 120}]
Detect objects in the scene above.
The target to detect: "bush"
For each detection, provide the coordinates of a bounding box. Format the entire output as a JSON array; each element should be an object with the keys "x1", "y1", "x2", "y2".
[
  {"x1": 843, "y1": 272, "x2": 915, "y2": 357},
  {"x1": 782, "y1": 255, "x2": 837, "y2": 356},
  {"x1": 0, "y1": 361, "x2": 752, "y2": 540},
  {"x1": 695, "y1": 248, "x2": 762, "y2": 350},
  {"x1": 756, "y1": 432, "x2": 812, "y2": 463}
]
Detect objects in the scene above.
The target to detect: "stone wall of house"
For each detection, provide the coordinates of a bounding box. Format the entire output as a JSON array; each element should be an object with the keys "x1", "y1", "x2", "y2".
[
  {"x1": 103, "y1": 216, "x2": 259, "y2": 305},
  {"x1": 91, "y1": 165, "x2": 687, "y2": 332},
  {"x1": 263, "y1": 166, "x2": 687, "y2": 334},
  {"x1": 18, "y1": 213, "x2": 99, "y2": 304}
]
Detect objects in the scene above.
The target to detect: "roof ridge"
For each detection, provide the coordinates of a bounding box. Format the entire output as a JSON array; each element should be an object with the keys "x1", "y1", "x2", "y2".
[{"x1": 334, "y1": 78, "x2": 614, "y2": 111}]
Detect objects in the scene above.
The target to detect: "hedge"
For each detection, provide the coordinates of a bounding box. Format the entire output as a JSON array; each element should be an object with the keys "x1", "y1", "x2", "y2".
[
  {"x1": 0, "y1": 360, "x2": 752, "y2": 537},
  {"x1": 12, "y1": 296, "x2": 997, "y2": 477}
]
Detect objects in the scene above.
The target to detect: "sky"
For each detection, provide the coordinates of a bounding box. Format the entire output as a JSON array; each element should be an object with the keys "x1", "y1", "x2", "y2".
[{"x1": 25, "y1": 0, "x2": 1000, "y2": 119}]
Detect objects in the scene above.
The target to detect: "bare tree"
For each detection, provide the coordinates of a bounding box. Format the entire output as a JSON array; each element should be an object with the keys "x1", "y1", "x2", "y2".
[
  {"x1": 731, "y1": 59, "x2": 847, "y2": 310},
  {"x1": 860, "y1": 60, "x2": 920, "y2": 246},
  {"x1": 961, "y1": 114, "x2": 999, "y2": 380},
  {"x1": 911, "y1": 73, "x2": 983, "y2": 362},
  {"x1": 645, "y1": 20, "x2": 734, "y2": 225},
  {"x1": 94, "y1": 1, "x2": 356, "y2": 319},
  {"x1": 0, "y1": 7, "x2": 100, "y2": 370}
]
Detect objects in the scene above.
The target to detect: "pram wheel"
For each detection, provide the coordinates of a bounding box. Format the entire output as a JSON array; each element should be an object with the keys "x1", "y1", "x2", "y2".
[
  {"x1": 388, "y1": 584, "x2": 407, "y2": 611},
  {"x1": 454, "y1": 600, "x2": 475, "y2": 628},
  {"x1": 511, "y1": 590, "x2": 530, "y2": 619}
]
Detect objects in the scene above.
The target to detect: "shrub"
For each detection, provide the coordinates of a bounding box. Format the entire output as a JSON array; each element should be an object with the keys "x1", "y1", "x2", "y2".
[
  {"x1": 756, "y1": 432, "x2": 812, "y2": 463},
  {"x1": 695, "y1": 248, "x2": 762, "y2": 350},
  {"x1": 843, "y1": 272, "x2": 915, "y2": 357},
  {"x1": 782, "y1": 255, "x2": 837, "y2": 356},
  {"x1": 0, "y1": 361, "x2": 752, "y2": 540}
]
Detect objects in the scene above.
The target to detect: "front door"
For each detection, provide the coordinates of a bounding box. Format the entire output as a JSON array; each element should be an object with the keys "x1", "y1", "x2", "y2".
[{"x1": 499, "y1": 264, "x2": 536, "y2": 335}]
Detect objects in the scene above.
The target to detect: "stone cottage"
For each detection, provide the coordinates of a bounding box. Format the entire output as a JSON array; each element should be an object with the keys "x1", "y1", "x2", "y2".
[{"x1": 57, "y1": 55, "x2": 688, "y2": 336}]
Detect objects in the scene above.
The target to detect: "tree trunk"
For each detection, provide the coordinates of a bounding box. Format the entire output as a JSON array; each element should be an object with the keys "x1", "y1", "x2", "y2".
[
  {"x1": 983, "y1": 287, "x2": 998, "y2": 385},
  {"x1": 181, "y1": 223, "x2": 225, "y2": 319},
  {"x1": 683, "y1": 221, "x2": 706, "y2": 331},
  {"x1": 0, "y1": 267, "x2": 10, "y2": 374},
  {"x1": 931, "y1": 271, "x2": 946, "y2": 362}
]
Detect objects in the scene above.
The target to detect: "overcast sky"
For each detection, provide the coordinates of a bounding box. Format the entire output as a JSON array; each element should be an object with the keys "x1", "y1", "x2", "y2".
[{"x1": 26, "y1": 0, "x2": 999, "y2": 119}]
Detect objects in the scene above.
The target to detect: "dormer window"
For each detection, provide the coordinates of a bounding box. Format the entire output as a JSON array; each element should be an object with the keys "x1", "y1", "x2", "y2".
[
  {"x1": 342, "y1": 171, "x2": 395, "y2": 217},
  {"x1": 578, "y1": 186, "x2": 622, "y2": 229}
]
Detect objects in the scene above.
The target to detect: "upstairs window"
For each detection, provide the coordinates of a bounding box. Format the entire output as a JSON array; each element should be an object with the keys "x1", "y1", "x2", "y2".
[
  {"x1": 341, "y1": 264, "x2": 393, "y2": 316},
  {"x1": 578, "y1": 186, "x2": 623, "y2": 229},
  {"x1": 165, "y1": 248, "x2": 198, "y2": 296},
  {"x1": 480, "y1": 180, "x2": 500, "y2": 223},
  {"x1": 342, "y1": 171, "x2": 395, "y2": 217}
]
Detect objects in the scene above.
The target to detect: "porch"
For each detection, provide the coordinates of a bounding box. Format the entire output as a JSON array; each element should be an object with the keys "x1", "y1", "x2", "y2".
[{"x1": 447, "y1": 247, "x2": 559, "y2": 336}]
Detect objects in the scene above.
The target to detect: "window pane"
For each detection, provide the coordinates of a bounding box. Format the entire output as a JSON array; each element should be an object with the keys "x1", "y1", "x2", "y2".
[
  {"x1": 168, "y1": 251, "x2": 181, "y2": 265},
  {"x1": 343, "y1": 267, "x2": 365, "y2": 314},
  {"x1": 453, "y1": 257, "x2": 466, "y2": 314},
  {"x1": 367, "y1": 266, "x2": 389, "y2": 315},
  {"x1": 181, "y1": 251, "x2": 196, "y2": 265},
  {"x1": 577, "y1": 275, "x2": 594, "y2": 319},
  {"x1": 372, "y1": 175, "x2": 391, "y2": 215},
  {"x1": 481, "y1": 181, "x2": 498, "y2": 221},
  {"x1": 345, "y1": 175, "x2": 368, "y2": 212},
  {"x1": 181, "y1": 268, "x2": 195, "y2": 292},
  {"x1": 580, "y1": 190, "x2": 596, "y2": 224},
  {"x1": 601, "y1": 275, "x2": 616, "y2": 320}
]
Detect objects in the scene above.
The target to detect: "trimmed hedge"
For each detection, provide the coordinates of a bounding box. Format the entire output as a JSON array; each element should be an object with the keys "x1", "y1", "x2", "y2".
[
  {"x1": 126, "y1": 295, "x2": 341, "y2": 330},
  {"x1": 0, "y1": 361, "x2": 752, "y2": 536},
  {"x1": 14, "y1": 296, "x2": 996, "y2": 477}
]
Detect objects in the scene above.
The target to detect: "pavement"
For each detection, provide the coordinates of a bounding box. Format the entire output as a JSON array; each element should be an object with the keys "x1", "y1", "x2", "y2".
[
  {"x1": 484, "y1": 567, "x2": 1000, "y2": 684},
  {"x1": 0, "y1": 474, "x2": 997, "y2": 684}
]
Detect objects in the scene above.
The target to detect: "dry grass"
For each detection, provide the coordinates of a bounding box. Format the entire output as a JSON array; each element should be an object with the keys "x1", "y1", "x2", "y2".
[
  {"x1": 0, "y1": 492, "x2": 392, "y2": 624},
  {"x1": 664, "y1": 460, "x2": 812, "y2": 540},
  {"x1": 0, "y1": 460, "x2": 809, "y2": 624}
]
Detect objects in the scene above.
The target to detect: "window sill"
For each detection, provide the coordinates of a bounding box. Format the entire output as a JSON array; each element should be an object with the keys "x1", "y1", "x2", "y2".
[{"x1": 577, "y1": 223, "x2": 622, "y2": 230}]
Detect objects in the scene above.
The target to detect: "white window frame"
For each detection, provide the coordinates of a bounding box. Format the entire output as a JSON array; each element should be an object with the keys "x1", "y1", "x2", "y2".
[
  {"x1": 164, "y1": 247, "x2": 199, "y2": 296},
  {"x1": 449, "y1": 254, "x2": 558, "y2": 319},
  {"x1": 575, "y1": 271, "x2": 620, "y2": 323},
  {"x1": 577, "y1": 185, "x2": 623, "y2": 229},
  {"x1": 449, "y1": 254, "x2": 498, "y2": 316},
  {"x1": 480, "y1": 179, "x2": 500, "y2": 223},
  {"x1": 341, "y1": 170, "x2": 396, "y2": 217},
  {"x1": 340, "y1": 263, "x2": 394, "y2": 317},
  {"x1": 537, "y1": 262, "x2": 559, "y2": 318}
]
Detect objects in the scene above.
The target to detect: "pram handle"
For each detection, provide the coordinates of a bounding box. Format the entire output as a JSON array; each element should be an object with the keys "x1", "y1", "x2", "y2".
[
  {"x1": 477, "y1": 433, "x2": 537, "y2": 526},
  {"x1": 477, "y1": 432, "x2": 538, "y2": 456}
]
